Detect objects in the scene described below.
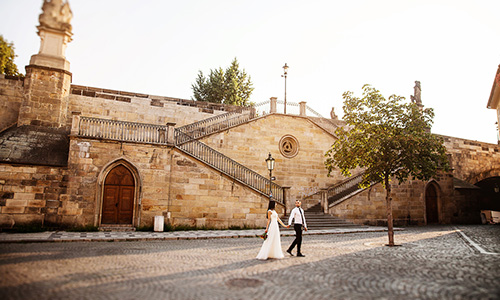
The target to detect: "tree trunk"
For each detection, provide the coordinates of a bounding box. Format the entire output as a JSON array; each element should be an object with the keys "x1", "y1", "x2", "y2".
[{"x1": 385, "y1": 175, "x2": 395, "y2": 246}]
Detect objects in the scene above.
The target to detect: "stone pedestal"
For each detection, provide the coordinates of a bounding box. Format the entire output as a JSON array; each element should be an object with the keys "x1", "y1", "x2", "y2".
[
  {"x1": 29, "y1": 26, "x2": 72, "y2": 71},
  {"x1": 299, "y1": 101, "x2": 307, "y2": 117},
  {"x1": 270, "y1": 97, "x2": 277, "y2": 114},
  {"x1": 18, "y1": 65, "x2": 72, "y2": 128}
]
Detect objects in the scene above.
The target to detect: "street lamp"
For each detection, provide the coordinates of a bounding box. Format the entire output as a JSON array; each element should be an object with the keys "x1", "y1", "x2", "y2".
[
  {"x1": 265, "y1": 153, "x2": 275, "y2": 200},
  {"x1": 282, "y1": 63, "x2": 289, "y2": 114}
]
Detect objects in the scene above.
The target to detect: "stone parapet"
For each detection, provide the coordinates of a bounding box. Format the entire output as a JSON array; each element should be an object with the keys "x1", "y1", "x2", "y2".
[{"x1": 70, "y1": 84, "x2": 245, "y2": 114}]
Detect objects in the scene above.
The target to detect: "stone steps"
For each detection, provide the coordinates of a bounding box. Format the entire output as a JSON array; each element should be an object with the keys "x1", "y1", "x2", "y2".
[
  {"x1": 300, "y1": 203, "x2": 362, "y2": 229},
  {"x1": 99, "y1": 225, "x2": 136, "y2": 232}
]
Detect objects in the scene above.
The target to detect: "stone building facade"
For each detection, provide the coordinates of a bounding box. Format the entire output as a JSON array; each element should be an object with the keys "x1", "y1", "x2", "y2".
[{"x1": 1, "y1": 1, "x2": 499, "y2": 229}]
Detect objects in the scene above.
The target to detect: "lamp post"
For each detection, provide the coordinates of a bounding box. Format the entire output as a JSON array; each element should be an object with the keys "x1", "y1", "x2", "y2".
[
  {"x1": 265, "y1": 153, "x2": 275, "y2": 200},
  {"x1": 282, "y1": 63, "x2": 289, "y2": 114}
]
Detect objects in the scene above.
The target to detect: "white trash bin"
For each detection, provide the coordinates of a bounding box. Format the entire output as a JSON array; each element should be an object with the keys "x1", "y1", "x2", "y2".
[{"x1": 154, "y1": 216, "x2": 164, "y2": 232}]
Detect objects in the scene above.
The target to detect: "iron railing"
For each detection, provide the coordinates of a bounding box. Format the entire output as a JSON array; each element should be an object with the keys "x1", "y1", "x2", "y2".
[
  {"x1": 176, "y1": 109, "x2": 253, "y2": 141},
  {"x1": 175, "y1": 129, "x2": 284, "y2": 203},
  {"x1": 77, "y1": 117, "x2": 172, "y2": 145}
]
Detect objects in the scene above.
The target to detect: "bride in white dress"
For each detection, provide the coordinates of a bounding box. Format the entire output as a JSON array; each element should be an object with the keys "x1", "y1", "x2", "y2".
[{"x1": 256, "y1": 201, "x2": 289, "y2": 260}]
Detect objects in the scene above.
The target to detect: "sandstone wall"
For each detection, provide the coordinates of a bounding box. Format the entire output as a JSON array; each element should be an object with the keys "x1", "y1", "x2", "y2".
[
  {"x1": 0, "y1": 164, "x2": 68, "y2": 227},
  {"x1": 442, "y1": 135, "x2": 500, "y2": 183},
  {"x1": 329, "y1": 172, "x2": 457, "y2": 226},
  {"x1": 200, "y1": 114, "x2": 344, "y2": 208},
  {"x1": 168, "y1": 152, "x2": 271, "y2": 229},
  {"x1": 67, "y1": 85, "x2": 230, "y2": 129},
  {"x1": 0, "y1": 76, "x2": 24, "y2": 131},
  {"x1": 65, "y1": 137, "x2": 271, "y2": 228}
]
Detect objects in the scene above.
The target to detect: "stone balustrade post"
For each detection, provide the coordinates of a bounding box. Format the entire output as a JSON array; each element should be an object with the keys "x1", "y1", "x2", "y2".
[
  {"x1": 166, "y1": 122, "x2": 176, "y2": 145},
  {"x1": 320, "y1": 189, "x2": 328, "y2": 214},
  {"x1": 299, "y1": 101, "x2": 307, "y2": 117},
  {"x1": 282, "y1": 186, "x2": 292, "y2": 216},
  {"x1": 250, "y1": 106, "x2": 256, "y2": 119},
  {"x1": 270, "y1": 97, "x2": 277, "y2": 114},
  {"x1": 70, "y1": 113, "x2": 81, "y2": 136}
]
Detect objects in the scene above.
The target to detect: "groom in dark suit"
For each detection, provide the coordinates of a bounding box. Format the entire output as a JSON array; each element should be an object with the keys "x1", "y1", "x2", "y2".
[{"x1": 287, "y1": 200, "x2": 307, "y2": 257}]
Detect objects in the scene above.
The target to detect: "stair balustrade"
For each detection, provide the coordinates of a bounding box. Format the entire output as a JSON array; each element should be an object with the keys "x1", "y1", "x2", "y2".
[
  {"x1": 174, "y1": 129, "x2": 284, "y2": 204},
  {"x1": 176, "y1": 109, "x2": 253, "y2": 141}
]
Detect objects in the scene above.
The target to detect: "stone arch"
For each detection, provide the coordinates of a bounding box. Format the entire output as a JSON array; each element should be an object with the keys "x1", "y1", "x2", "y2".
[
  {"x1": 95, "y1": 158, "x2": 142, "y2": 227},
  {"x1": 424, "y1": 180, "x2": 442, "y2": 224},
  {"x1": 475, "y1": 174, "x2": 500, "y2": 212},
  {"x1": 471, "y1": 168, "x2": 500, "y2": 185}
]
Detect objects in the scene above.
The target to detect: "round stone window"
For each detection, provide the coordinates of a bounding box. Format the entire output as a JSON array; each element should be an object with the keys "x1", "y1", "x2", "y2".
[{"x1": 279, "y1": 135, "x2": 299, "y2": 158}]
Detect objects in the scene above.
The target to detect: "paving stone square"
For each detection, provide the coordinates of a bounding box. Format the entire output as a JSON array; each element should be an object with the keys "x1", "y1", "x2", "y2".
[{"x1": 0, "y1": 225, "x2": 499, "y2": 300}]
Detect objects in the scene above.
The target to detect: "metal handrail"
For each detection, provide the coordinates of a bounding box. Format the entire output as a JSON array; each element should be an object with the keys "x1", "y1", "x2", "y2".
[
  {"x1": 78, "y1": 117, "x2": 172, "y2": 145},
  {"x1": 175, "y1": 129, "x2": 284, "y2": 203}
]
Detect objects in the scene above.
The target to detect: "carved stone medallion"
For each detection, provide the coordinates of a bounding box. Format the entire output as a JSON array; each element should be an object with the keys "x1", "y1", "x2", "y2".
[{"x1": 279, "y1": 135, "x2": 299, "y2": 158}]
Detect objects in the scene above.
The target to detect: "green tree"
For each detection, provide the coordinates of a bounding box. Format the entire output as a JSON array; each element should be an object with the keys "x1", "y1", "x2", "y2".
[
  {"x1": 325, "y1": 85, "x2": 449, "y2": 246},
  {"x1": 0, "y1": 35, "x2": 22, "y2": 77},
  {"x1": 191, "y1": 58, "x2": 254, "y2": 106}
]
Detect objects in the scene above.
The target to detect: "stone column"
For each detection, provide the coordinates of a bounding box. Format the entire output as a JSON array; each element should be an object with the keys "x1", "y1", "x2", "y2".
[
  {"x1": 299, "y1": 101, "x2": 307, "y2": 117},
  {"x1": 18, "y1": 0, "x2": 74, "y2": 129},
  {"x1": 270, "y1": 97, "x2": 277, "y2": 114}
]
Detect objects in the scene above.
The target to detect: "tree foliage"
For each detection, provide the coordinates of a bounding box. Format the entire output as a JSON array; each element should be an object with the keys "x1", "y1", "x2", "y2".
[
  {"x1": 191, "y1": 58, "x2": 254, "y2": 106},
  {"x1": 0, "y1": 35, "x2": 22, "y2": 77},
  {"x1": 325, "y1": 85, "x2": 449, "y2": 245}
]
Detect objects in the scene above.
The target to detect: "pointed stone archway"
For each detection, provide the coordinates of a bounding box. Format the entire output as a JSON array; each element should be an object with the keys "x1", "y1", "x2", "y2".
[
  {"x1": 96, "y1": 159, "x2": 141, "y2": 227},
  {"x1": 102, "y1": 165, "x2": 135, "y2": 224},
  {"x1": 425, "y1": 182, "x2": 440, "y2": 224}
]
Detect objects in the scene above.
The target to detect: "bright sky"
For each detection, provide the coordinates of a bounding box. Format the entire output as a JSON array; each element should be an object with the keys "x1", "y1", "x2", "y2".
[{"x1": 1, "y1": 0, "x2": 499, "y2": 144}]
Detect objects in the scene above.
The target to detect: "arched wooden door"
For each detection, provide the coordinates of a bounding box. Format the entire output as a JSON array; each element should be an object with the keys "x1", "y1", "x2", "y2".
[
  {"x1": 102, "y1": 165, "x2": 135, "y2": 224},
  {"x1": 425, "y1": 183, "x2": 439, "y2": 224}
]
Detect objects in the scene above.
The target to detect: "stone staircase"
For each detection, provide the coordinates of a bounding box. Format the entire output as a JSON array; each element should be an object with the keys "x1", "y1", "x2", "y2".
[
  {"x1": 174, "y1": 110, "x2": 286, "y2": 204},
  {"x1": 175, "y1": 111, "x2": 368, "y2": 228},
  {"x1": 303, "y1": 203, "x2": 361, "y2": 229}
]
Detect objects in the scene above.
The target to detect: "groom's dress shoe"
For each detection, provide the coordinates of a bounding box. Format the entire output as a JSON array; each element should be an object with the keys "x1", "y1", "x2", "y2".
[
  {"x1": 286, "y1": 249, "x2": 294, "y2": 256},
  {"x1": 297, "y1": 253, "x2": 305, "y2": 257}
]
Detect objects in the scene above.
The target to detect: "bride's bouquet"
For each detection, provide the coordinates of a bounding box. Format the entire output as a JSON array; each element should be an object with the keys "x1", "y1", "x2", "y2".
[{"x1": 259, "y1": 231, "x2": 268, "y2": 240}]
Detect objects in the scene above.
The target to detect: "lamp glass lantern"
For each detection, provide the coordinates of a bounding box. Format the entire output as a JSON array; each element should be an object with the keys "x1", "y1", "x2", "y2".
[
  {"x1": 283, "y1": 63, "x2": 289, "y2": 75},
  {"x1": 265, "y1": 153, "x2": 275, "y2": 200},
  {"x1": 266, "y1": 153, "x2": 275, "y2": 171}
]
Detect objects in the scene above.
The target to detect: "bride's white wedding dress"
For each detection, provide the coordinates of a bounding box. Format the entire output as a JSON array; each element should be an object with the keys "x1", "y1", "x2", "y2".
[{"x1": 256, "y1": 210, "x2": 284, "y2": 260}]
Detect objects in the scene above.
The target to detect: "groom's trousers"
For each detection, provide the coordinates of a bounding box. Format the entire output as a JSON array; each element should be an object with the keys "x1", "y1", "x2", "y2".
[{"x1": 288, "y1": 224, "x2": 303, "y2": 254}]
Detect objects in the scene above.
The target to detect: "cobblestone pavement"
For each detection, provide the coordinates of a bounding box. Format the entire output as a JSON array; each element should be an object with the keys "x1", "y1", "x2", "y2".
[
  {"x1": 0, "y1": 227, "x2": 391, "y2": 243},
  {"x1": 0, "y1": 225, "x2": 498, "y2": 300}
]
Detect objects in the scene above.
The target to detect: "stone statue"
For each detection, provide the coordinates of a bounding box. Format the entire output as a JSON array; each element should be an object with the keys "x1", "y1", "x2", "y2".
[
  {"x1": 330, "y1": 107, "x2": 338, "y2": 120},
  {"x1": 39, "y1": 0, "x2": 73, "y2": 33},
  {"x1": 410, "y1": 81, "x2": 422, "y2": 105}
]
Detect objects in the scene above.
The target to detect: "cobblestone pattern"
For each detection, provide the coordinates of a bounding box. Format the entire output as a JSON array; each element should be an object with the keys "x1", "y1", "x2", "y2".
[
  {"x1": 0, "y1": 227, "x2": 391, "y2": 243},
  {"x1": 0, "y1": 226, "x2": 498, "y2": 300}
]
